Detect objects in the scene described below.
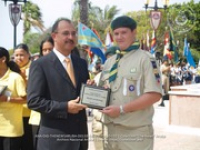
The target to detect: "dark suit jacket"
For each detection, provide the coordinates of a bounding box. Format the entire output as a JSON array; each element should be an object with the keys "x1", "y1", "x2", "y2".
[{"x1": 27, "y1": 51, "x2": 89, "y2": 150}]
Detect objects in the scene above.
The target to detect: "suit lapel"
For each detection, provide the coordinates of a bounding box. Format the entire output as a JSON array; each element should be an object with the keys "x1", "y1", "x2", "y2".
[{"x1": 50, "y1": 52, "x2": 75, "y2": 88}]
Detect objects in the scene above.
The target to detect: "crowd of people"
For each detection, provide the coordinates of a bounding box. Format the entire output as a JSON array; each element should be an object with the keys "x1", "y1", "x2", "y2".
[
  {"x1": 0, "y1": 15, "x2": 199, "y2": 150},
  {"x1": 0, "y1": 36, "x2": 54, "y2": 150},
  {"x1": 160, "y1": 57, "x2": 200, "y2": 94},
  {"x1": 170, "y1": 61, "x2": 200, "y2": 85}
]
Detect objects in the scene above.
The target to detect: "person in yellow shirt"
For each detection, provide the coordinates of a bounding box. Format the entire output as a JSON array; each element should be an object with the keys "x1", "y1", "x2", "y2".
[
  {"x1": 0, "y1": 47, "x2": 27, "y2": 150},
  {"x1": 14, "y1": 43, "x2": 33, "y2": 150}
]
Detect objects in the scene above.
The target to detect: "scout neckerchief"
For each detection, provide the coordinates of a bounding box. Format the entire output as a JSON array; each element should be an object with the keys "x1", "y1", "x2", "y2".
[{"x1": 109, "y1": 41, "x2": 140, "y2": 83}]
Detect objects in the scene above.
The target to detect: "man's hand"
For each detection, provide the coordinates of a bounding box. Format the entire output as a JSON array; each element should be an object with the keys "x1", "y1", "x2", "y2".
[
  {"x1": 68, "y1": 97, "x2": 87, "y2": 114},
  {"x1": 86, "y1": 79, "x2": 96, "y2": 86},
  {"x1": 100, "y1": 105, "x2": 120, "y2": 118}
]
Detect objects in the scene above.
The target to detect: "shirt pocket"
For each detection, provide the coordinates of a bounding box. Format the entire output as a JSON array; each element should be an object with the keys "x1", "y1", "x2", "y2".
[{"x1": 121, "y1": 74, "x2": 141, "y2": 98}]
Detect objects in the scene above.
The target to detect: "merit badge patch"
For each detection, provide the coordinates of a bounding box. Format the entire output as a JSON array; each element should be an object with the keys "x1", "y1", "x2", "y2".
[{"x1": 129, "y1": 85, "x2": 135, "y2": 91}]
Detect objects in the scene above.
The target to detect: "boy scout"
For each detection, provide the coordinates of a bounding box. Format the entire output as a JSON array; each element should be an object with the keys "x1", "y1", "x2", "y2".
[
  {"x1": 99, "y1": 16, "x2": 162, "y2": 150},
  {"x1": 92, "y1": 46, "x2": 118, "y2": 150}
]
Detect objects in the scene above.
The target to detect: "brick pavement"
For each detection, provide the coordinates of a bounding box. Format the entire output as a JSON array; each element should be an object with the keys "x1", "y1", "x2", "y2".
[{"x1": 87, "y1": 101, "x2": 200, "y2": 150}]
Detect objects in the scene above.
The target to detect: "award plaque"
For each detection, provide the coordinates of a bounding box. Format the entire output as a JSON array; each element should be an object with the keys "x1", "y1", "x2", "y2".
[
  {"x1": 0, "y1": 85, "x2": 7, "y2": 95},
  {"x1": 80, "y1": 84, "x2": 111, "y2": 109}
]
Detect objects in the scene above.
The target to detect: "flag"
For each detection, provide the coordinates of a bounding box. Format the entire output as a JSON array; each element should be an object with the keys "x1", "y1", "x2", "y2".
[
  {"x1": 92, "y1": 28, "x2": 101, "y2": 40},
  {"x1": 78, "y1": 22, "x2": 106, "y2": 63},
  {"x1": 105, "y1": 31, "x2": 114, "y2": 49},
  {"x1": 183, "y1": 38, "x2": 188, "y2": 57},
  {"x1": 169, "y1": 30, "x2": 178, "y2": 62},
  {"x1": 90, "y1": 47, "x2": 106, "y2": 64},
  {"x1": 183, "y1": 38, "x2": 196, "y2": 68},
  {"x1": 84, "y1": 47, "x2": 94, "y2": 64},
  {"x1": 150, "y1": 30, "x2": 156, "y2": 55},
  {"x1": 78, "y1": 22, "x2": 103, "y2": 48},
  {"x1": 163, "y1": 31, "x2": 172, "y2": 60},
  {"x1": 169, "y1": 30, "x2": 176, "y2": 51},
  {"x1": 92, "y1": 28, "x2": 106, "y2": 54}
]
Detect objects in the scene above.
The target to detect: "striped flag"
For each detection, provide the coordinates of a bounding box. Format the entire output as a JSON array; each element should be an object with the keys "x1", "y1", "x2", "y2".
[
  {"x1": 150, "y1": 30, "x2": 156, "y2": 55},
  {"x1": 169, "y1": 30, "x2": 179, "y2": 62},
  {"x1": 78, "y1": 22, "x2": 103, "y2": 48},
  {"x1": 163, "y1": 31, "x2": 172, "y2": 59},
  {"x1": 105, "y1": 31, "x2": 114, "y2": 49},
  {"x1": 78, "y1": 22, "x2": 106, "y2": 63}
]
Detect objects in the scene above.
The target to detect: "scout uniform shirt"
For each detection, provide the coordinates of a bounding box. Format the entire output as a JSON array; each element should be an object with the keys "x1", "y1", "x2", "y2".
[{"x1": 100, "y1": 49, "x2": 162, "y2": 128}]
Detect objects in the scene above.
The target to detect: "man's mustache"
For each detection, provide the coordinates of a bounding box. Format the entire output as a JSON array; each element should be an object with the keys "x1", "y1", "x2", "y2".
[{"x1": 65, "y1": 40, "x2": 74, "y2": 44}]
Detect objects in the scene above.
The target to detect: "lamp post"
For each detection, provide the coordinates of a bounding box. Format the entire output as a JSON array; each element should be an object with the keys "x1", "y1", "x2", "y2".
[
  {"x1": 144, "y1": 0, "x2": 169, "y2": 11},
  {"x1": 144, "y1": 0, "x2": 169, "y2": 30},
  {"x1": 2, "y1": 0, "x2": 27, "y2": 49},
  {"x1": 144, "y1": 0, "x2": 169, "y2": 56}
]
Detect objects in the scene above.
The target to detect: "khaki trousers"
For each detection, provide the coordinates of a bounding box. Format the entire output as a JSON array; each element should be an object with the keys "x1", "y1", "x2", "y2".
[
  {"x1": 161, "y1": 75, "x2": 169, "y2": 94},
  {"x1": 103, "y1": 124, "x2": 154, "y2": 150},
  {"x1": 92, "y1": 110, "x2": 104, "y2": 150}
]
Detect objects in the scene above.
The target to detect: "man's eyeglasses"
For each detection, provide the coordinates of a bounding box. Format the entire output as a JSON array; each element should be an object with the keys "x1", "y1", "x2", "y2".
[
  {"x1": 42, "y1": 48, "x2": 52, "y2": 52},
  {"x1": 55, "y1": 31, "x2": 77, "y2": 37}
]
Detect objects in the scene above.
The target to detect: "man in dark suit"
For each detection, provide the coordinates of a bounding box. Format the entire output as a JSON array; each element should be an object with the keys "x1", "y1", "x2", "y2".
[{"x1": 27, "y1": 18, "x2": 89, "y2": 150}]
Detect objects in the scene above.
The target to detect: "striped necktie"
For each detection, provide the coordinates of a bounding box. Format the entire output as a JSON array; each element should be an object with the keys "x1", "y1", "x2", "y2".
[
  {"x1": 109, "y1": 41, "x2": 140, "y2": 83},
  {"x1": 65, "y1": 58, "x2": 76, "y2": 87}
]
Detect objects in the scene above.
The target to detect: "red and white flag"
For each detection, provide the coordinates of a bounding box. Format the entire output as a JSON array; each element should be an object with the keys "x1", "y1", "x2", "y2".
[{"x1": 105, "y1": 31, "x2": 113, "y2": 49}]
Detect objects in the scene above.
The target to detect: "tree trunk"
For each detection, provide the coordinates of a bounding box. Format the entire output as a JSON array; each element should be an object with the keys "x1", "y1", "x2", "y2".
[
  {"x1": 78, "y1": 0, "x2": 89, "y2": 61},
  {"x1": 79, "y1": 0, "x2": 88, "y2": 25}
]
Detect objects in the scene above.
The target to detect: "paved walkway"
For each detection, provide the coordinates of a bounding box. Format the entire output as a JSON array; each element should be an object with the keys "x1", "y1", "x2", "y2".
[
  {"x1": 87, "y1": 100, "x2": 200, "y2": 150},
  {"x1": 153, "y1": 101, "x2": 200, "y2": 150}
]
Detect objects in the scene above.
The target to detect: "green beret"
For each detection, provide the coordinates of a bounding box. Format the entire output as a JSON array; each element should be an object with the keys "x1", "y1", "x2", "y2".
[
  {"x1": 111, "y1": 16, "x2": 137, "y2": 31},
  {"x1": 105, "y1": 46, "x2": 118, "y2": 57}
]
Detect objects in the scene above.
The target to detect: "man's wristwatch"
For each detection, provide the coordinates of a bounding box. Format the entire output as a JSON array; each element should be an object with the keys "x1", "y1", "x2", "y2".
[{"x1": 119, "y1": 105, "x2": 125, "y2": 114}]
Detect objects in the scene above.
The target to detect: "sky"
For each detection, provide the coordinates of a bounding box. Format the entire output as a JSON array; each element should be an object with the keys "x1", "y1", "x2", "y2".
[{"x1": 0, "y1": 0, "x2": 199, "y2": 49}]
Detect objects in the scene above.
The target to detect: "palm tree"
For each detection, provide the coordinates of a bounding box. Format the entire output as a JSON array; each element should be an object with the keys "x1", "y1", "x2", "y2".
[
  {"x1": 72, "y1": 2, "x2": 119, "y2": 40},
  {"x1": 89, "y1": 5, "x2": 120, "y2": 38},
  {"x1": 73, "y1": 0, "x2": 89, "y2": 25},
  {"x1": 72, "y1": 0, "x2": 100, "y2": 25},
  {"x1": 71, "y1": 1, "x2": 119, "y2": 60},
  {"x1": 21, "y1": 1, "x2": 44, "y2": 38}
]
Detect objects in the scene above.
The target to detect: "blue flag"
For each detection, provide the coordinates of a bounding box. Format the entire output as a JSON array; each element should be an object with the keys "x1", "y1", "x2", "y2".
[
  {"x1": 90, "y1": 47, "x2": 106, "y2": 64},
  {"x1": 183, "y1": 38, "x2": 196, "y2": 68},
  {"x1": 78, "y1": 22, "x2": 103, "y2": 48},
  {"x1": 183, "y1": 38, "x2": 188, "y2": 57}
]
